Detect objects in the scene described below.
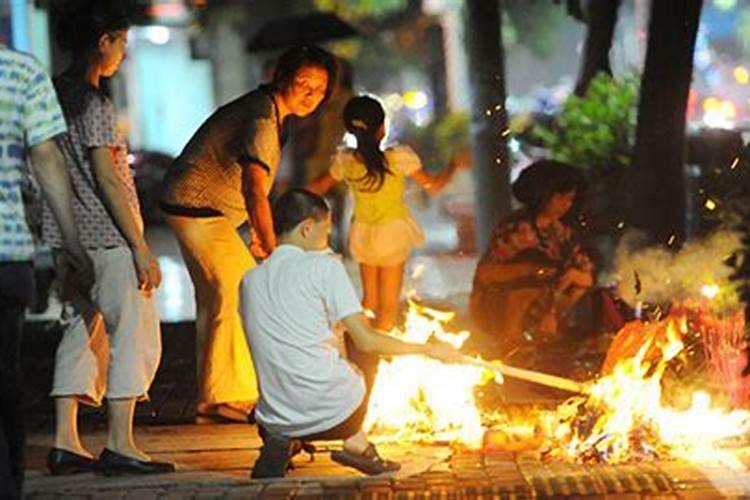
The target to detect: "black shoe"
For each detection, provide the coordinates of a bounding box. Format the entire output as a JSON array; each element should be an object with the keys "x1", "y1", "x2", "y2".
[
  {"x1": 97, "y1": 448, "x2": 175, "y2": 476},
  {"x1": 47, "y1": 448, "x2": 98, "y2": 475},
  {"x1": 251, "y1": 428, "x2": 293, "y2": 479}
]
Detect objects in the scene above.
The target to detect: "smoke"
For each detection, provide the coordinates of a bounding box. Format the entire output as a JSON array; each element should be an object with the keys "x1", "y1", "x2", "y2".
[{"x1": 613, "y1": 230, "x2": 742, "y2": 313}]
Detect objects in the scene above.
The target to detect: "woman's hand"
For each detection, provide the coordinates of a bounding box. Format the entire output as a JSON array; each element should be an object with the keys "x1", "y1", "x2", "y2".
[
  {"x1": 249, "y1": 232, "x2": 272, "y2": 261},
  {"x1": 558, "y1": 267, "x2": 593, "y2": 290},
  {"x1": 132, "y1": 245, "x2": 161, "y2": 295}
]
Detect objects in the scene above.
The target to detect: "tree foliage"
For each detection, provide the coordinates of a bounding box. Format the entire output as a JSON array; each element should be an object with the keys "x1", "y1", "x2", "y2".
[
  {"x1": 504, "y1": 0, "x2": 569, "y2": 59},
  {"x1": 405, "y1": 112, "x2": 470, "y2": 170},
  {"x1": 533, "y1": 72, "x2": 638, "y2": 171}
]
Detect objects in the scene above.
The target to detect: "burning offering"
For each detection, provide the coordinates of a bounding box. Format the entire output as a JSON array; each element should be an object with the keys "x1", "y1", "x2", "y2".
[
  {"x1": 540, "y1": 314, "x2": 750, "y2": 467},
  {"x1": 364, "y1": 301, "x2": 494, "y2": 448},
  {"x1": 365, "y1": 290, "x2": 750, "y2": 468}
]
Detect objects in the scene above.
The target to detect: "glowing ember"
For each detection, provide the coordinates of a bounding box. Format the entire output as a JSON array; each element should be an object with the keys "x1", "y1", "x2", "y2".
[{"x1": 364, "y1": 300, "x2": 497, "y2": 448}]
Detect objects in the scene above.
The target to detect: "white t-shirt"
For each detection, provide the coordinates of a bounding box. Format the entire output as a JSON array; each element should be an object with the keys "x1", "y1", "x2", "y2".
[{"x1": 239, "y1": 244, "x2": 365, "y2": 437}]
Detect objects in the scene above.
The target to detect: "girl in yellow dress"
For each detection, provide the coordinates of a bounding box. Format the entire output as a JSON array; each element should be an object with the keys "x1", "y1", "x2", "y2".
[{"x1": 310, "y1": 95, "x2": 458, "y2": 331}]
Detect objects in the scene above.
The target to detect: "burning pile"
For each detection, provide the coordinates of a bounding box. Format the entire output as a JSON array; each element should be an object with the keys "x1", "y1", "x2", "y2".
[
  {"x1": 363, "y1": 229, "x2": 750, "y2": 465},
  {"x1": 539, "y1": 314, "x2": 750, "y2": 467},
  {"x1": 365, "y1": 299, "x2": 750, "y2": 468},
  {"x1": 364, "y1": 301, "x2": 498, "y2": 448}
]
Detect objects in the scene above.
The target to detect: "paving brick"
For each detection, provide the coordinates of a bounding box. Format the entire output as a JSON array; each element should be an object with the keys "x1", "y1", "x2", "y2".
[
  {"x1": 92, "y1": 493, "x2": 127, "y2": 500},
  {"x1": 192, "y1": 488, "x2": 230, "y2": 499},
  {"x1": 293, "y1": 482, "x2": 326, "y2": 499},
  {"x1": 392, "y1": 478, "x2": 426, "y2": 492},
  {"x1": 224, "y1": 485, "x2": 265, "y2": 499},
  {"x1": 419, "y1": 471, "x2": 455, "y2": 484},
  {"x1": 360, "y1": 490, "x2": 392, "y2": 500},
  {"x1": 157, "y1": 491, "x2": 194, "y2": 500},
  {"x1": 259, "y1": 481, "x2": 301, "y2": 498},
  {"x1": 124, "y1": 489, "x2": 164, "y2": 500}
]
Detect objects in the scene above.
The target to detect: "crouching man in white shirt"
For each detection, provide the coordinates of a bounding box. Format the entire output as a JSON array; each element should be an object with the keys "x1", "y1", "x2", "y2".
[{"x1": 239, "y1": 189, "x2": 463, "y2": 478}]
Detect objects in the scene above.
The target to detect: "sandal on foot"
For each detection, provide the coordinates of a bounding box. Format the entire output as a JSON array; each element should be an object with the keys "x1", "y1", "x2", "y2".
[
  {"x1": 196, "y1": 403, "x2": 253, "y2": 424},
  {"x1": 331, "y1": 443, "x2": 400, "y2": 475}
]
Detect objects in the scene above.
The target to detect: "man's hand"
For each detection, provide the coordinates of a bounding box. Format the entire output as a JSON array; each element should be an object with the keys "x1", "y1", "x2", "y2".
[
  {"x1": 423, "y1": 341, "x2": 464, "y2": 364},
  {"x1": 132, "y1": 245, "x2": 161, "y2": 295}
]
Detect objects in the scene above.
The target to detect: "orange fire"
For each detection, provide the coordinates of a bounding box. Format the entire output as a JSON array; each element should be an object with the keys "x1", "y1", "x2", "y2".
[
  {"x1": 365, "y1": 300, "x2": 750, "y2": 467},
  {"x1": 364, "y1": 300, "x2": 499, "y2": 448},
  {"x1": 540, "y1": 314, "x2": 750, "y2": 467}
]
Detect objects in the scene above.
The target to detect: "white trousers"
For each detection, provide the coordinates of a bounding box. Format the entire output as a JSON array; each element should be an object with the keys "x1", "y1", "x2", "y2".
[{"x1": 50, "y1": 247, "x2": 162, "y2": 405}]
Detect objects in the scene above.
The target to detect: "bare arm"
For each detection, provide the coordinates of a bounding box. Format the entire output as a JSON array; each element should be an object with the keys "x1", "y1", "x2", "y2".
[
  {"x1": 341, "y1": 312, "x2": 463, "y2": 362},
  {"x1": 410, "y1": 148, "x2": 470, "y2": 195},
  {"x1": 306, "y1": 172, "x2": 338, "y2": 195},
  {"x1": 410, "y1": 164, "x2": 457, "y2": 195},
  {"x1": 242, "y1": 162, "x2": 276, "y2": 259},
  {"x1": 29, "y1": 139, "x2": 94, "y2": 290},
  {"x1": 474, "y1": 260, "x2": 556, "y2": 288},
  {"x1": 90, "y1": 147, "x2": 160, "y2": 292}
]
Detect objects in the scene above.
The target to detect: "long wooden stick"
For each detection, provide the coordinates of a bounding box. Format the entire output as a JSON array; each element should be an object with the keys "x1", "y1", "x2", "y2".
[{"x1": 463, "y1": 356, "x2": 588, "y2": 394}]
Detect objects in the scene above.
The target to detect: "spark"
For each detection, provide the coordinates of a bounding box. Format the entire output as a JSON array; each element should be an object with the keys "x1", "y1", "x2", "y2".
[{"x1": 701, "y1": 284, "x2": 720, "y2": 300}]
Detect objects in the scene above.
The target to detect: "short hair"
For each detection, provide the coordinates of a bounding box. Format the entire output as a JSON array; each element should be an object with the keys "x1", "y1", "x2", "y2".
[
  {"x1": 271, "y1": 45, "x2": 338, "y2": 108},
  {"x1": 273, "y1": 189, "x2": 330, "y2": 236},
  {"x1": 54, "y1": 0, "x2": 131, "y2": 52},
  {"x1": 512, "y1": 159, "x2": 586, "y2": 215}
]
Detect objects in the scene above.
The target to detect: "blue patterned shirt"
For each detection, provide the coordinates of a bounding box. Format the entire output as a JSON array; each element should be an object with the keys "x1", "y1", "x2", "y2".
[{"x1": 0, "y1": 45, "x2": 66, "y2": 262}]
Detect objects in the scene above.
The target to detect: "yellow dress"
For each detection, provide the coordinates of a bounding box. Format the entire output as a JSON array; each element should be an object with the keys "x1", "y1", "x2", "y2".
[{"x1": 330, "y1": 145, "x2": 425, "y2": 266}]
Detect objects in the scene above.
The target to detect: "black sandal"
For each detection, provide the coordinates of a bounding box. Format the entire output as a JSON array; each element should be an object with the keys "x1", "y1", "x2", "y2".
[{"x1": 331, "y1": 443, "x2": 400, "y2": 475}]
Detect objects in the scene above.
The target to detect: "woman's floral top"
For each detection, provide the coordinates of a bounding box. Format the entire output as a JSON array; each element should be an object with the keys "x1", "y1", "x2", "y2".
[{"x1": 478, "y1": 209, "x2": 592, "y2": 285}]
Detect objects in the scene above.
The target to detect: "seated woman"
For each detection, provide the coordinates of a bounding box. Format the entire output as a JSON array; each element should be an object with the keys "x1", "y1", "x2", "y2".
[{"x1": 469, "y1": 159, "x2": 598, "y2": 366}]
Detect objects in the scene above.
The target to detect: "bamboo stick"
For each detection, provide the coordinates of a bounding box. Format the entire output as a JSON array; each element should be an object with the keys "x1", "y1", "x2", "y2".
[{"x1": 463, "y1": 356, "x2": 588, "y2": 394}]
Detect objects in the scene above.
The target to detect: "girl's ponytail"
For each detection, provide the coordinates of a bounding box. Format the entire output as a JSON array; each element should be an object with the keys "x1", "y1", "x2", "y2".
[{"x1": 343, "y1": 96, "x2": 391, "y2": 191}]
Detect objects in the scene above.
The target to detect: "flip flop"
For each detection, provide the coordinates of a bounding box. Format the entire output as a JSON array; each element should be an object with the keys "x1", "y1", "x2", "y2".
[
  {"x1": 195, "y1": 403, "x2": 253, "y2": 424},
  {"x1": 331, "y1": 443, "x2": 401, "y2": 475}
]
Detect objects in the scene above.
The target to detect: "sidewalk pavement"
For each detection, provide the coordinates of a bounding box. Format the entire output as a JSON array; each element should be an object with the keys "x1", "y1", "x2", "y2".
[{"x1": 24, "y1": 421, "x2": 750, "y2": 499}]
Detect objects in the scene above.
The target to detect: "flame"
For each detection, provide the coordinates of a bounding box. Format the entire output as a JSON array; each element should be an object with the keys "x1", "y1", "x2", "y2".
[
  {"x1": 701, "y1": 283, "x2": 720, "y2": 300},
  {"x1": 363, "y1": 300, "x2": 750, "y2": 466},
  {"x1": 541, "y1": 316, "x2": 750, "y2": 467},
  {"x1": 364, "y1": 300, "x2": 496, "y2": 448}
]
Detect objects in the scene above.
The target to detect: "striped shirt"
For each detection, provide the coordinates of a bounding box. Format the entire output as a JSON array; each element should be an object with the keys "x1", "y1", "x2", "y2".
[{"x1": 0, "y1": 45, "x2": 67, "y2": 262}]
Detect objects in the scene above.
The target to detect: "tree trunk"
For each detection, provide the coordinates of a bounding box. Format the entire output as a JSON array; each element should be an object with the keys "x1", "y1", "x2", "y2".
[
  {"x1": 463, "y1": 0, "x2": 512, "y2": 253},
  {"x1": 630, "y1": 0, "x2": 702, "y2": 245},
  {"x1": 574, "y1": 0, "x2": 621, "y2": 97}
]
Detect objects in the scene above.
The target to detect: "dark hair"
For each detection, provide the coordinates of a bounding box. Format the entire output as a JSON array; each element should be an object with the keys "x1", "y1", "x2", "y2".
[
  {"x1": 271, "y1": 45, "x2": 338, "y2": 110},
  {"x1": 54, "y1": 0, "x2": 131, "y2": 53},
  {"x1": 273, "y1": 189, "x2": 330, "y2": 236},
  {"x1": 343, "y1": 95, "x2": 391, "y2": 191},
  {"x1": 512, "y1": 159, "x2": 586, "y2": 215}
]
